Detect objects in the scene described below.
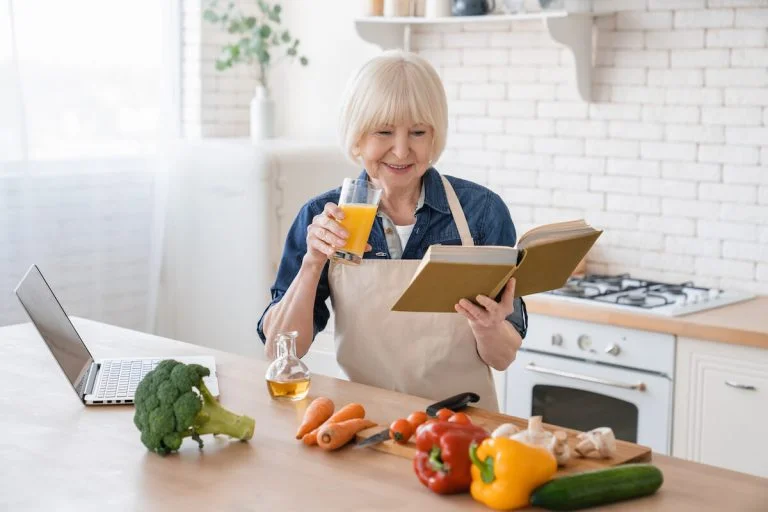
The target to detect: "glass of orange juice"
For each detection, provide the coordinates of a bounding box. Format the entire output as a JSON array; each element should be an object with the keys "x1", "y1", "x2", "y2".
[{"x1": 332, "y1": 178, "x2": 382, "y2": 265}]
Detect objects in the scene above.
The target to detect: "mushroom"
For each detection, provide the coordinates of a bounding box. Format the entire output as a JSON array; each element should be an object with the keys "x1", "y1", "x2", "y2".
[
  {"x1": 550, "y1": 430, "x2": 571, "y2": 466},
  {"x1": 509, "y1": 416, "x2": 571, "y2": 466},
  {"x1": 575, "y1": 427, "x2": 616, "y2": 458},
  {"x1": 491, "y1": 423, "x2": 521, "y2": 439},
  {"x1": 511, "y1": 416, "x2": 551, "y2": 447}
]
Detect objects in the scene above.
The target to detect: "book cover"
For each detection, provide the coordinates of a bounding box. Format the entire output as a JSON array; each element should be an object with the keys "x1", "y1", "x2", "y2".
[{"x1": 391, "y1": 223, "x2": 602, "y2": 313}]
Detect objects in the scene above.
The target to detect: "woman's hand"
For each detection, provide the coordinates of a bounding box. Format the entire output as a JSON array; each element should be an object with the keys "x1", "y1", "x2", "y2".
[
  {"x1": 455, "y1": 277, "x2": 516, "y2": 330},
  {"x1": 455, "y1": 277, "x2": 522, "y2": 370},
  {"x1": 303, "y1": 202, "x2": 371, "y2": 270},
  {"x1": 303, "y1": 202, "x2": 348, "y2": 269}
]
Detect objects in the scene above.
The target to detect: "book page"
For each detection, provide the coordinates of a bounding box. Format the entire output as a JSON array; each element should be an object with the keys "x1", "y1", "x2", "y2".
[
  {"x1": 517, "y1": 219, "x2": 599, "y2": 249},
  {"x1": 427, "y1": 245, "x2": 519, "y2": 265}
]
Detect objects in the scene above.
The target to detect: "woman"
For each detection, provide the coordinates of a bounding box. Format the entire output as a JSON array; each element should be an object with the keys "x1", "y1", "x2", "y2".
[{"x1": 257, "y1": 50, "x2": 526, "y2": 411}]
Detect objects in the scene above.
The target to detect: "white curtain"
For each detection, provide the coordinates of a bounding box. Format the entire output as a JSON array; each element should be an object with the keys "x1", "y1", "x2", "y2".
[{"x1": 0, "y1": 1, "x2": 178, "y2": 331}]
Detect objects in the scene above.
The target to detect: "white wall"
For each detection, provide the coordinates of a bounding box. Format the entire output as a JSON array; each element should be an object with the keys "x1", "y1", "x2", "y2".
[
  {"x1": 0, "y1": 161, "x2": 157, "y2": 330},
  {"x1": 182, "y1": 0, "x2": 379, "y2": 140},
  {"x1": 424, "y1": 1, "x2": 768, "y2": 293},
  {"x1": 183, "y1": 0, "x2": 768, "y2": 294},
  {"x1": 268, "y1": 1, "x2": 381, "y2": 139}
]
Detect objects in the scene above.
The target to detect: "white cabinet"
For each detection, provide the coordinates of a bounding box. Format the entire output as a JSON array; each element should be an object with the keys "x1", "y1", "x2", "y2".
[
  {"x1": 673, "y1": 337, "x2": 768, "y2": 478},
  {"x1": 154, "y1": 138, "x2": 358, "y2": 357},
  {"x1": 303, "y1": 332, "x2": 347, "y2": 380}
]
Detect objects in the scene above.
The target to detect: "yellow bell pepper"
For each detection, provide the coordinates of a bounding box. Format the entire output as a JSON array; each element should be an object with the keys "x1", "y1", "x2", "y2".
[{"x1": 469, "y1": 437, "x2": 557, "y2": 510}]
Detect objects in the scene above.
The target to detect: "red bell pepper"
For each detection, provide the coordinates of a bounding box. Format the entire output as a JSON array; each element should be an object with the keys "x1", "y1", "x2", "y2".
[{"x1": 412, "y1": 420, "x2": 489, "y2": 495}]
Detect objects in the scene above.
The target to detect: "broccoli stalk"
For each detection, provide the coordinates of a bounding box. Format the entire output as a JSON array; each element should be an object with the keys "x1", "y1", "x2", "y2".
[
  {"x1": 133, "y1": 360, "x2": 255, "y2": 455},
  {"x1": 186, "y1": 379, "x2": 254, "y2": 447}
]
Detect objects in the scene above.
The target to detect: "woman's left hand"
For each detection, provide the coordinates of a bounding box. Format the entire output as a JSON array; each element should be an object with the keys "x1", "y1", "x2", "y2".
[
  {"x1": 455, "y1": 277, "x2": 521, "y2": 370},
  {"x1": 455, "y1": 277, "x2": 516, "y2": 332}
]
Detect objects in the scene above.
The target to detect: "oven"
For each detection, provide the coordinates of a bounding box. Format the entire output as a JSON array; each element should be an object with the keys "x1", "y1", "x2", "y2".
[{"x1": 505, "y1": 314, "x2": 675, "y2": 455}]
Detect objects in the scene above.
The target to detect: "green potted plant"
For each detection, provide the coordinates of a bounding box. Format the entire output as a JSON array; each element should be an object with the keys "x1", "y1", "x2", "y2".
[{"x1": 203, "y1": 0, "x2": 309, "y2": 139}]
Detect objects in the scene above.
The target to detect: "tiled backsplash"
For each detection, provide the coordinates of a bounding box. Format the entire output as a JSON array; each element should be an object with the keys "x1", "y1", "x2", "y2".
[{"x1": 183, "y1": 0, "x2": 768, "y2": 293}]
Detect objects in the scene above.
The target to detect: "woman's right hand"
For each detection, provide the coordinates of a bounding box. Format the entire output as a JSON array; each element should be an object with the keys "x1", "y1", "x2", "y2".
[{"x1": 303, "y1": 202, "x2": 349, "y2": 269}]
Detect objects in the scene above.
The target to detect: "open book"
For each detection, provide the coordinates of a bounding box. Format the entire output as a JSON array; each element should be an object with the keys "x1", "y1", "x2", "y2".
[{"x1": 391, "y1": 220, "x2": 602, "y2": 313}]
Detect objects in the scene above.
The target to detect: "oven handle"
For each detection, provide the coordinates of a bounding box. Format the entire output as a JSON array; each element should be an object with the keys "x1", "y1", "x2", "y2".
[{"x1": 525, "y1": 362, "x2": 647, "y2": 392}]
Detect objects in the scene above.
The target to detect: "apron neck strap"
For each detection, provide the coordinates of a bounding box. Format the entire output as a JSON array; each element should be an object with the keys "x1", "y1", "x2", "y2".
[{"x1": 439, "y1": 175, "x2": 474, "y2": 247}]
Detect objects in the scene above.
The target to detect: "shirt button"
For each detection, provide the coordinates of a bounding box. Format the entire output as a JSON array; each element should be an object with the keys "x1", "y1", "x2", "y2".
[{"x1": 385, "y1": 228, "x2": 393, "y2": 235}]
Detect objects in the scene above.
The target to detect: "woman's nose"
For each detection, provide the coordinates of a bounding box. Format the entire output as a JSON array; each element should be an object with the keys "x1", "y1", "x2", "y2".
[{"x1": 392, "y1": 134, "x2": 410, "y2": 159}]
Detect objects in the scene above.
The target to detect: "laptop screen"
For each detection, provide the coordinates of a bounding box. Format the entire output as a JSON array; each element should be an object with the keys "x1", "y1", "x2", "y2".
[{"x1": 14, "y1": 265, "x2": 94, "y2": 397}]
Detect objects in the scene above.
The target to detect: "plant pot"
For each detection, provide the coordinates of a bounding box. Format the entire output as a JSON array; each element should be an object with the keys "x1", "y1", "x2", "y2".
[{"x1": 250, "y1": 85, "x2": 275, "y2": 140}]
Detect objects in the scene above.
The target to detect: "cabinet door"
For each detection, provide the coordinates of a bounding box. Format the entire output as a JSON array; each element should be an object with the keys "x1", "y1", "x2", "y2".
[
  {"x1": 303, "y1": 325, "x2": 347, "y2": 380},
  {"x1": 492, "y1": 369, "x2": 506, "y2": 414},
  {"x1": 674, "y1": 337, "x2": 768, "y2": 478}
]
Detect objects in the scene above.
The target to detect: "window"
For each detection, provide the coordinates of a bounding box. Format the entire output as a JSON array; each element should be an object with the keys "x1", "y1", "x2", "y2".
[{"x1": 0, "y1": 0, "x2": 179, "y2": 162}]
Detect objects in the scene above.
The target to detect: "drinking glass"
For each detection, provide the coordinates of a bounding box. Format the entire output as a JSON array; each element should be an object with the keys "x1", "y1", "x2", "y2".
[{"x1": 332, "y1": 178, "x2": 382, "y2": 266}]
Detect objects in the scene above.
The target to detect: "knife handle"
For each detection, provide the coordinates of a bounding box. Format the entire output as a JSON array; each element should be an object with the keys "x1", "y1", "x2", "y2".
[{"x1": 426, "y1": 392, "x2": 480, "y2": 417}]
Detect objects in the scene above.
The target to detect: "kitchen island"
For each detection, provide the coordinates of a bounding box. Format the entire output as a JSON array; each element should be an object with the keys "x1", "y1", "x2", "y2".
[{"x1": 1, "y1": 318, "x2": 765, "y2": 511}]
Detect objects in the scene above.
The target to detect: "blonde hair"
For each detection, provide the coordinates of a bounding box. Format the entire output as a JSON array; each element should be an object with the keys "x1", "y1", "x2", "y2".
[{"x1": 338, "y1": 50, "x2": 448, "y2": 165}]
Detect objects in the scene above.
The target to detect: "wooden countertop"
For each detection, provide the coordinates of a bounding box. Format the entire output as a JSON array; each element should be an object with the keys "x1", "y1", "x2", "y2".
[
  {"x1": 2, "y1": 318, "x2": 766, "y2": 511},
  {"x1": 525, "y1": 295, "x2": 768, "y2": 350}
]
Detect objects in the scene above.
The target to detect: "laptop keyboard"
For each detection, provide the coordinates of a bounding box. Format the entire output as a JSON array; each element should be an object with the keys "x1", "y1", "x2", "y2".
[{"x1": 94, "y1": 359, "x2": 160, "y2": 400}]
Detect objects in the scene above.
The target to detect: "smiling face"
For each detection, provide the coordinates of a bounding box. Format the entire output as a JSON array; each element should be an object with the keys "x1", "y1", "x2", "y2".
[
  {"x1": 356, "y1": 123, "x2": 434, "y2": 191},
  {"x1": 338, "y1": 52, "x2": 449, "y2": 189}
]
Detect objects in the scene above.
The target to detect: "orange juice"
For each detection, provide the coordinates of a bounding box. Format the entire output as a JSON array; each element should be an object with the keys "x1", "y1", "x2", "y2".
[{"x1": 338, "y1": 203, "x2": 378, "y2": 256}]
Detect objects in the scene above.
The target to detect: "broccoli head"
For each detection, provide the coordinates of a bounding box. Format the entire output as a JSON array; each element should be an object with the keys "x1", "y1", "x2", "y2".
[{"x1": 133, "y1": 359, "x2": 255, "y2": 455}]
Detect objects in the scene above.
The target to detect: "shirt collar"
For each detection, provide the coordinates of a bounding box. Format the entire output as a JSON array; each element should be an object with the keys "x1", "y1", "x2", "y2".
[{"x1": 357, "y1": 167, "x2": 450, "y2": 215}]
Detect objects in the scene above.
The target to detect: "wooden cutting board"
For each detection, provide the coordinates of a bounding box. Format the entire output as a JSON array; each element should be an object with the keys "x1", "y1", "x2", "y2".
[{"x1": 355, "y1": 407, "x2": 652, "y2": 477}]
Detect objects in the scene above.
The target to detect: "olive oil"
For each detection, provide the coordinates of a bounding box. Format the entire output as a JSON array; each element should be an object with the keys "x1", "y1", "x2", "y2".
[
  {"x1": 265, "y1": 331, "x2": 312, "y2": 401},
  {"x1": 266, "y1": 378, "x2": 311, "y2": 401}
]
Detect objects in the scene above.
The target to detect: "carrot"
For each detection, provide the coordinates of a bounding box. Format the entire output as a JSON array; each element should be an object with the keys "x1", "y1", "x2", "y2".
[
  {"x1": 295, "y1": 397, "x2": 335, "y2": 439},
  {"x1": 301, "y1": 402, "x2": 366, "y2": 446},
  {"x1": 317, "y1": 418, "x2": 376, "y2": 451}
]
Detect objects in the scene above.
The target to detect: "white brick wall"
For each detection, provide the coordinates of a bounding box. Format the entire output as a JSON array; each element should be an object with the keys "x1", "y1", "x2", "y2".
[
  {"x1": 421, "y1": 1, "x2": 768, "y2": 293},
  {"x1": 182, "y1": 0, "x2": 259, "y2": 138},
  {"x1": 182, "y1": 1, "x2": 768, "y2": 293}
]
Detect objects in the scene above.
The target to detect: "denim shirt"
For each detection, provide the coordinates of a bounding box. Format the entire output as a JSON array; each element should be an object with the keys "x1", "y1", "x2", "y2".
[{"x1": 257, "y1": 168, "x2": 528, "y2": 343}]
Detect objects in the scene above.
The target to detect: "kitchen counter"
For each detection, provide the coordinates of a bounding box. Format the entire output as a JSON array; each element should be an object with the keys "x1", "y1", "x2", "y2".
[
  {"x1": 525, "y1": 295, "x2": 768, "y2": 350},
  {"x1": 2, "y1": 318, "x2": 766, "y2": 511}
]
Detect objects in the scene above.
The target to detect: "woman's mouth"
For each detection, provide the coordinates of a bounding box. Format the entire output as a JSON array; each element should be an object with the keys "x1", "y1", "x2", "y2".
[{"x1": 383, "y1": 163, "x2": 413, "y2": 173}]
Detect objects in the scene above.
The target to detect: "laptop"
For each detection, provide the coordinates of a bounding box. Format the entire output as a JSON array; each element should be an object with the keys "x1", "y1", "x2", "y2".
[{"x1": 14, "y1": 264, "x2": 220, "y2": 405}]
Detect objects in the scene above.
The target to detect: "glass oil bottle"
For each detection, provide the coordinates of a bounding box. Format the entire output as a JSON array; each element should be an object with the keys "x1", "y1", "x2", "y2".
[{"x1": 265, "y1": 331, "x2": 311, "y2": 401}]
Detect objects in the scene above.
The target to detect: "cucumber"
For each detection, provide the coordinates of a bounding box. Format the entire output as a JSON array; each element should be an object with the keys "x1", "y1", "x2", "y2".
[{"x1": 530, "y1": 463, "x2": 663, "y2": 511}]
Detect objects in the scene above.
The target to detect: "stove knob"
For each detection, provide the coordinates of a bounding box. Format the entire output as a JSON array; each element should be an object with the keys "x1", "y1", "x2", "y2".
[
  {"x1": 577, "y1": 335, "x2": 591, "y2": 350},
  {"x1": 605, "y1": 344, "x2": 621, "y2": 356},
  {"x1": 551, "y1": 334, "x2": 564, "y2": 347}
]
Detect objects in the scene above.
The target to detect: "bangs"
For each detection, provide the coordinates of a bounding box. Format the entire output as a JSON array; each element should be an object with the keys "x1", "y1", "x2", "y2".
[{"x1": 362, "y1": 65, "x2": 436, "y2": 132}]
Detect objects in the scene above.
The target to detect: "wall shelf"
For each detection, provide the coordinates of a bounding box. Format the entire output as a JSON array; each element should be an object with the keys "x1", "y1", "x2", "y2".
[{"x1": 355, "y1": 12, "x2": 595, "y2": 102}]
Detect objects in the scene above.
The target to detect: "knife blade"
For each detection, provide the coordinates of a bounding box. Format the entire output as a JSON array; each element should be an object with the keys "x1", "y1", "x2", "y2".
[{"x1": 355, "y1": 392, "x2": 480, "y2": 449}]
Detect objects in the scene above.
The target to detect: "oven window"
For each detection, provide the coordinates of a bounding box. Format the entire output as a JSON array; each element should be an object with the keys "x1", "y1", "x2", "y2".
[{"x1": 531, "y1": 385, "x2": 639, "y2": 443}]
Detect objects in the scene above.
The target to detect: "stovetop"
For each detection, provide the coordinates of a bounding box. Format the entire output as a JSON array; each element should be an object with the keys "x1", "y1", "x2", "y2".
[{"x1": 544, "y1": 273, "x2": 755, "y2": 317}]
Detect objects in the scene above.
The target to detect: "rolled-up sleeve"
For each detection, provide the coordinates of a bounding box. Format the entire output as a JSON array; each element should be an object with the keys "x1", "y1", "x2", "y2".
[
  {"x1": 479, "y1": 191, "x2": 528, "y2": 339},
  {"x1": 256, "y1": 202, "x2": 332, "y2": 344}
]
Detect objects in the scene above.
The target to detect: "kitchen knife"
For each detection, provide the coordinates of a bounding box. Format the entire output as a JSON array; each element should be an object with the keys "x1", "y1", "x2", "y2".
[{"x1": 355, "y1": 392, "x2": 480, "y2": 449}]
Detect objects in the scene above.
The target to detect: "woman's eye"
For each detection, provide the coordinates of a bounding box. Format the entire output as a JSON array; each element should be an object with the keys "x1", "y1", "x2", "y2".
[{"x1": 411, "y1": 131, "x2": 426, "y2": 136}]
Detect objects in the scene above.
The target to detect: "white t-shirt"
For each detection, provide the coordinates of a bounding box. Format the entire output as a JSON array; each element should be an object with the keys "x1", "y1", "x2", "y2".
[{"x1": 394, "y1": 223, "x2": 416, "y2": 252}]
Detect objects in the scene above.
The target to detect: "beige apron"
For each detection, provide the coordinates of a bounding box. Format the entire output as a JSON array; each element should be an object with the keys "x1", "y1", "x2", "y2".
[{"x1": 328, "y1": 175, "x2": 499, "y2": 411}]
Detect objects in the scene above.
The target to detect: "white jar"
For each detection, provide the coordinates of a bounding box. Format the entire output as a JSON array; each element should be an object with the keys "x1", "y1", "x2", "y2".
[
  {"x1": 425, "y1": 0, "x2": 452, "y2": 18},
  {"x1": 250, "y1": 84, "x2": 275, "y2": 140},
  {"x1": 384, "y1": 0, "x2": 410, "y2": 16}
]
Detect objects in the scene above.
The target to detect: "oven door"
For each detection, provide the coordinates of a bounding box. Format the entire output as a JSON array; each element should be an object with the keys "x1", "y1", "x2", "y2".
[{"x1": 506, "y1": 350, "x2": 672, "y2": 455}]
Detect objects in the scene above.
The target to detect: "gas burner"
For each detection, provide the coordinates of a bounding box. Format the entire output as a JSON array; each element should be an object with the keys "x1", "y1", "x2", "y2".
[
  {"x1": 618, "y1": 290, "x2": 647, "y2": 306},
  {"x1": 557, "y1": 283, "x2": 586, "y2": 297},
  {"x1": 581, "y1": 273, "x2": 631, "y2": 287},
  {"x1": 544, "y1": 273, "x2": 755, "y2": 316},
  {"x1": 650, "y1": 283, "x2": 690, "y2": 296}
]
